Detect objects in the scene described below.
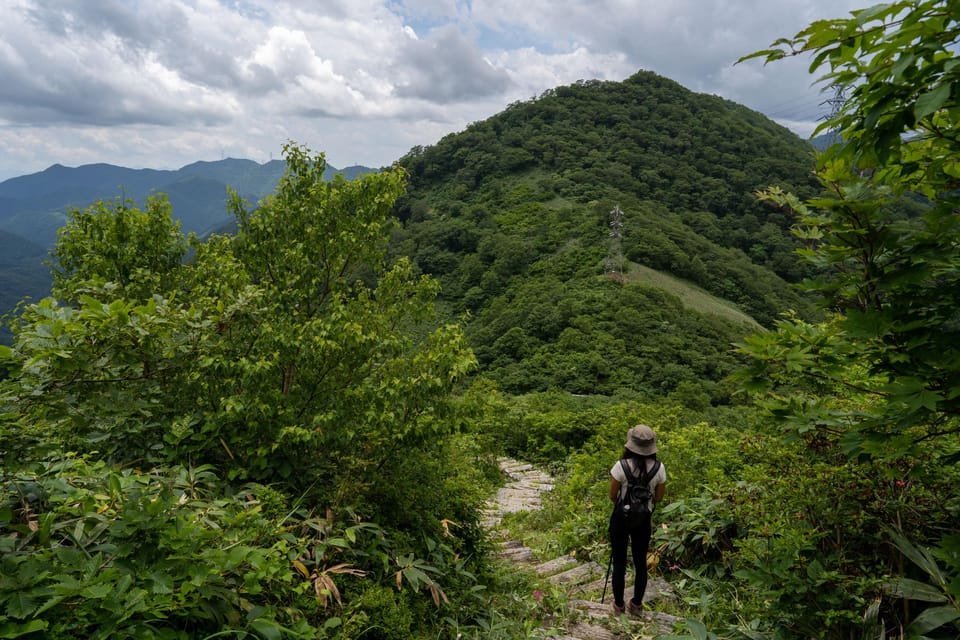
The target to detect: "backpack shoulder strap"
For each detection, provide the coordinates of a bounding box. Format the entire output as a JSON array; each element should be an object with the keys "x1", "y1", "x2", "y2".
[
  {"x1": 616, "y1": 460, "x2": 632, "y2": 506},
  {"x1": 637, "y1": 460, "x2": 661, "y2": 485},
  {"x1": 647, "y1": 460, "x2": 661, "y2": 482}
]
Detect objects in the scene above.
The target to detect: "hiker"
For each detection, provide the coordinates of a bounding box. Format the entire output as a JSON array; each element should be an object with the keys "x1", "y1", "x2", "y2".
[{"x1": 608, "y1": 424, "x2": 666, "y2": 616}]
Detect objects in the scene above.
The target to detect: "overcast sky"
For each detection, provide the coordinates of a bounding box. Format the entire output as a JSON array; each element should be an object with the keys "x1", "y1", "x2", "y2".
[{"x1": 0, "y1": 0, "x2": 867, "y2": 181}]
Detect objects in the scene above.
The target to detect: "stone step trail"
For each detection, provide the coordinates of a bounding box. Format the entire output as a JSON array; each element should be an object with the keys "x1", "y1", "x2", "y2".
[{"x1": 484, "y1": 457, "x2": 680, "y2": 639}]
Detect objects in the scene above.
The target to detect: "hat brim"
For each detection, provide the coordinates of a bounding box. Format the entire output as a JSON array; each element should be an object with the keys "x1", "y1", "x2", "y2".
[{"x1": 625, "y1": 442, "x2": 657, "y2": 455}]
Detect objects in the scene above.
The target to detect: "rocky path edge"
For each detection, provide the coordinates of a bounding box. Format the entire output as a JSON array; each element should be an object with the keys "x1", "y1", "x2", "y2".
[{"x1": 483, "y1": 457, "x2": 681, "y2": 639}]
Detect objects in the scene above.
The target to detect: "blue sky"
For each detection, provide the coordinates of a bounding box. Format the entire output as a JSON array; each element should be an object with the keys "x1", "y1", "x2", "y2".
[{"x1": 0, "y1": 0, "x2": 866, "y2": 181}]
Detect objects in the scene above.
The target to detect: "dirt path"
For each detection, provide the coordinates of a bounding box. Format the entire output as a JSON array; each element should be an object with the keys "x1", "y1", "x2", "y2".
[{"x1": 484, "y1": 458, "x2": 680, "y2": 639}]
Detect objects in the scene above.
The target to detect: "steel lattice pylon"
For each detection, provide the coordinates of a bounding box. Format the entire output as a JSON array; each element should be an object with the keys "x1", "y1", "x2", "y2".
[{"x1": 605, "y1": 205, "x2": 624, "y2": 278}]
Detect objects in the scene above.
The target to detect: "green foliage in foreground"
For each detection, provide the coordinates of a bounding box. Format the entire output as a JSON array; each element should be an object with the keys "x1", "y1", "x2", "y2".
[
  {"x1": 0, "y1": 445, "x2": 508, "y2": 640},
  {"x1": 0, "y1": 144, "x2": 538, "y2": 639},
  {"x1": 497, "y1": 394, "x2": 959, "y2": 639},
  {"x1": 737, "y1": 0, "x2": 960, "y2": 462}
]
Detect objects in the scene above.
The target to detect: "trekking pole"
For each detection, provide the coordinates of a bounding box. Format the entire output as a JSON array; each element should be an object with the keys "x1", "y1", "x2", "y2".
[{"x1": 600, "y1": 543, "x2": 613, "y2": 604}]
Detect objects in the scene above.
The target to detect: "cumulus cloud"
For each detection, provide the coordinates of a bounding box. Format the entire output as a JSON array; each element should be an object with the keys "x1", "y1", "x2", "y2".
[
  {"x1": 0, "y1": 0, "x2": 244, "y2": 126},
  {"x1": 0, "y1": 0, "x2": 868, "y2": 180},
  {"x1": 392, "y1": 24, "x2": 512, "y2": 102}
]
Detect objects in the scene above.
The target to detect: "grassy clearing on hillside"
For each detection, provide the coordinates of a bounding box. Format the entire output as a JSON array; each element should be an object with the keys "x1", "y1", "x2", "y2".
[{"x1": 621, "y1": 261, "x2": 762, "y2": 330}]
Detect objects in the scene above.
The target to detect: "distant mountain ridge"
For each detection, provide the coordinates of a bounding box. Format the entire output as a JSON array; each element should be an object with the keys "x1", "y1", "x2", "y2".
[
  {"x1": 0, "y1": 158, "x2": 377, "y2": 247},
  {"x1": 0, "y1": 157, "x2": 376, "y2": 344}
]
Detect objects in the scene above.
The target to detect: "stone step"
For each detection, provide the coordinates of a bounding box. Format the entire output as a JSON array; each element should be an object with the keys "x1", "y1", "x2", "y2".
[
  {"x1": 568, "y1": 599, "x2": 683, "y2": 633},
  {"x1": 498, "y1": 539, "x2": 525, "y2": 549},
  {"x1": 512, "y1": 472, "x2": 553, "y2": 482},
  {"x1": 548, "y1": 561, "x2": 604, "y2": 586},
  {"x1": 511, "y1": 481, "x2": 554, "y2": 492},
  {"x1": 495, "y1": 546, "x2": 536, "y2": 563},
  {"x1": 569, "y1": 599, "x2": 618, "y2": 621},
  {"x1": 561, "y1": 622, "x2": 618, "y2": 640},
  {"x1": 533, "y1": 555, "x2": 579, "y2": 576}
]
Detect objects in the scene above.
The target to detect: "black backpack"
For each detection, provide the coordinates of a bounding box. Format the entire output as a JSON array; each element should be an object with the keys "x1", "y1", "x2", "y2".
[{"x1": 615, "y1": 459, "x2": 661, "y2": 527}]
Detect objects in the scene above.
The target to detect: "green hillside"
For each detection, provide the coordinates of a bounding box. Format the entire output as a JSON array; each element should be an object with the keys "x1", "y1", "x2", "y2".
[
  {"x1": 0, "y1": 230, "x2": 49, "y2": 344},
  {"x1": 391, "y1": 70, "x2": 818, "y2": 399},
  {"x1": 622, "y1": 261, "x2": 761, "y2": 330}
]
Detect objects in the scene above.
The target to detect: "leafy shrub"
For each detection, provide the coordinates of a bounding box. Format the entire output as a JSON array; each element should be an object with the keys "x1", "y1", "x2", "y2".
[
  {"x1": 339, "y1": 584, "x2": 414, "y2": 640},
  {"x1": 0, "y1": 458, "x2": 320, "y2": 639},
  {"x1": 0, "y1": 454, "x2": 505, "y2": 640}
]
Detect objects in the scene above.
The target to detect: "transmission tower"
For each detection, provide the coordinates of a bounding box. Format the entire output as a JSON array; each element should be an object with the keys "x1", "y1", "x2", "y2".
[
  {"x1": 819, "y1": 85, "x2": 846, "y2": 146},
  {"x1": 605, "y1": 205, "x2": 624, "y2": 279}
]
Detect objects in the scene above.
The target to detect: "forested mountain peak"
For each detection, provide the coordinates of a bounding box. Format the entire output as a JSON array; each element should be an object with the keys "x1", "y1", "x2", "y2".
[
  {"x1": 391, "y1": 69, "x2": 820, "y2": 399},
  {"x1": 401, "y1": 70, "x2": 817, "y2": 218}
]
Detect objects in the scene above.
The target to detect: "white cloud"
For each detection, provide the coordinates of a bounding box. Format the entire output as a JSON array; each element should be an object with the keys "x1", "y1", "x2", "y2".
[{"x1": 0, "y1": 0, "x2": 868, "y2": 180}]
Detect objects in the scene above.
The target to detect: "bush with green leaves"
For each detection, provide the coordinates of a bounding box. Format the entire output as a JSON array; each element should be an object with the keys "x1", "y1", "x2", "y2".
[
  {"x1": 735, "y1": 2, "x2": 960, "y2": 635},
  {"x1": 0, "y1": 143, "x2": 513, "y2": 639},
  {"x1": 0, "y1": 458, "x2": 323, "y2": 638},
  {"x1": 2, "y1": 144, "x2": 475, "y2": 499},
  {"x1": 0, "y1": 455, "x2": 519, "y2": 639}
]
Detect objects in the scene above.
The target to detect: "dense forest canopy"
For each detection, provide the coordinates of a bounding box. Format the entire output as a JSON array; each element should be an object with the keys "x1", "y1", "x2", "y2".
[{"x1": 389, "y1": 71, "x2": 822, "y2": 399}]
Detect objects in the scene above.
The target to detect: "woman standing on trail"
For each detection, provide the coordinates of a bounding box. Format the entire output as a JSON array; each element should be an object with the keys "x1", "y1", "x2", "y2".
[{"x1": 608, "y1": 424, "x2": 666, "y2": 616}]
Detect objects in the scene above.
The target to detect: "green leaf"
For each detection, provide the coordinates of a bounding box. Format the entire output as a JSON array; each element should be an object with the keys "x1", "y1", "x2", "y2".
[
  {"x1": 81, "y1": 582, "x2": 116, "y2": 600},
  {"x1": 323, "y1": 617, "x2": 342, "y2": 630},
  {"x1": 149, "y1": 572, "x2": 174, "y2": 595},
  {"x1": 914, "y1": 83, "x2": 952, "y2": 120},
  {"x1": 684, "y1": 618, "x2": 709, "y2": 640},
  {"x1": 943, "y1": 159, "x2": 960, "y2": 178},
  {"x1": 905, "y1": 605, "x2": 960, "y2": 635},
  {"x1": 3, "y1": 592, "x2": 36, "y2": 619},
  {"x1": 249, "y1": 618, "x2": 283, "y2": 640},
  {"x1": 0, "y1": 619, "x2": 49, "y2": 638},
  {"x1": 889, "y1": 529, "x2": 949, "y2": 587},
  {"x1": 891, "y1": 53, "x2": 916, "y2": 81},
  {"x1": 884, "y1": 577, "x2": 948, "y2": 603}
]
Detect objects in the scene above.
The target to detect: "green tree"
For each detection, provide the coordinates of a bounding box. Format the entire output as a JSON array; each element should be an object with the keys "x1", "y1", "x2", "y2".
[
  {"x1": 737, "y1": 0, "x2": 960, "y2": 460},
  {"x1": 735, "y1": 3, "x2": 960, "y2": 636},
  {"x1": 3, "y1": 143, "x2": 477, "y2": 500},
  {"x1": 51, "y1": 194, "x2": 187, "y2": 302}
]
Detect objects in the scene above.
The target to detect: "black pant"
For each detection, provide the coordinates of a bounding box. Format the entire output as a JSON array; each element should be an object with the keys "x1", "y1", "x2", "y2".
[{"x1": 608, "y1": 511, "x2": 651, "y2": 607}]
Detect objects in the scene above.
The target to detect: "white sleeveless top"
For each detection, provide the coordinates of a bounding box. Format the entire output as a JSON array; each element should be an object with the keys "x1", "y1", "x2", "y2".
[{"x1": 610, "y1": 458, "x2": 666, "y2": 511}]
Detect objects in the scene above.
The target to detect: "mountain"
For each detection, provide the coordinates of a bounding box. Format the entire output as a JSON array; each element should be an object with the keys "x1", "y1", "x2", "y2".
[
  {"x1": 0, "y1": 229, "x2": 49, "y2": 344},
  {"x1": 0, "y1": 158, "x2": 377, "y2": 247},
  {"x1": 390, "y1": 70, "x2": 821, "y2": 399},
  {"x1": 0, "y1": 158, "x2": 376, "y2": 344},
  {"x1": 1, "y1": 69, "x2": 820, "y2": 403}
]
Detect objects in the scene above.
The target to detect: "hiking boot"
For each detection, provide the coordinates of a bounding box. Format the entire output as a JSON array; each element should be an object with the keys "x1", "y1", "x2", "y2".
[
  {"x1": 626, "y1": 598, "x2": 643, "y2": 617},
  {"x1": 610, "y1": 601, "x2": 625, "y2": 615}
]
